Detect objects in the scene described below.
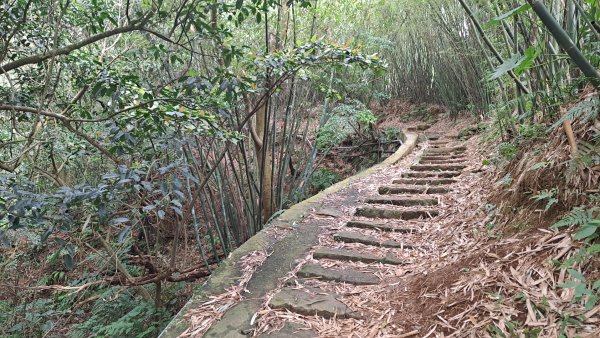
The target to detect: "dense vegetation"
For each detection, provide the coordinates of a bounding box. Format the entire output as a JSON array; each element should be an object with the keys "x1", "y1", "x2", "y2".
[{"x1": 0, "y1": 0, "x2": 599, "y2": 336}]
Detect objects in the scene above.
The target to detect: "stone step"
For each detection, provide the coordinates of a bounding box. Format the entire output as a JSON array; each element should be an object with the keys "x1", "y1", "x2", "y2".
[
  {"x1": 334, "y1": 231, "x2": 416, "y2": 250},
  {"x1": 391, "y1": 178, "x2": 456, "y2": 185},
  {"x1": 313, "y1": 247, "x2": 404, "y2": 265},
  {"x1": 346, "y1": 220, "x2": 417, "y2": 233},
  {"x1": 365, "y1": 196, "x2": 438, "y2": 206},
  {"x1": 355, "y1": 207, "x2": 439, "y2": 219},
  {"x1": 379, "y1": 185, "x2": 450, "y2": 194},
  {"x1": 421, "y1": 155, "x2": 466, "y2": 161},
  {"x1": 424, "y1": 146, "x2": 467, "y2": 154},
  {"x1": 297, "y1": 263, "x2": 379, "y2": 285},
  {"x1": 401, "y1": 171, "x2": 461, "y2": 178},
  {"x1": 425, "y1": 134, "x2": 441, "y2": 140},
  {"x1": 407, "y1": 124, "x2": 430, "y2": 131},
  {"x1": 260, "y1": 323, "x2": 317, "y2": 338},
  {"x1": 420, "y1": 159, "x2": 467, "y2": 165},
  {"x1": 269, "y1": 288, "x2": 356, "y2": 319},
  {"x1": 410, "y1": 164, "x2": 467, "y2": 171},
  {"x1": 430, "y1": 143, "x2": 462, "y2": 149}
]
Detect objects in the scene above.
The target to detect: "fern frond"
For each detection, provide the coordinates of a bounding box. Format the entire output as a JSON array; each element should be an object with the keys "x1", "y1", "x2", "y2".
[
  {"x1": 552, "y1": 207, "x2": 597, "y2": 228},
  {"x1": 550, "y1": 97, "x2": 600, "y2": 130}
]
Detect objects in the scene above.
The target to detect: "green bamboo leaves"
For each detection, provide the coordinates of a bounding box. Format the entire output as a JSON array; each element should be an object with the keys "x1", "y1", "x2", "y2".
[{"x1": 489, "y1": 46, "x2": 540, "y2": 80}]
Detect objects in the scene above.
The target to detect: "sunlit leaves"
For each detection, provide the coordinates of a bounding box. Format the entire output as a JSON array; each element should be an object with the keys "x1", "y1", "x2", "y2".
[{"x1": 489, "y1": 47, "x2": 539, "y2": 80}]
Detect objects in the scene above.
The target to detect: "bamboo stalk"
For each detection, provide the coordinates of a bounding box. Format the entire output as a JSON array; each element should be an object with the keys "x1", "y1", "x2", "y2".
[{"x1": 527, "y1": 0, "x2": 600, "y2": 88}]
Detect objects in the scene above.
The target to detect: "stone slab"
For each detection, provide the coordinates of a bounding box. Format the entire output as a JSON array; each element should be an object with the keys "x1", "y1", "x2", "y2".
[
  {"x1": 365, "y1": 196, "x2": 438, "y2": 206},
  {"x1": 334, "y1": 231, "x2": 415, "y2": 251},
  {"x1": 345, "y1": 220, "x2": 418, "y2": 233},
  {"x1": 297, "y1": 263, "x2": 379, "y2": 285},
  {"x1": 355, "y1": 207, "x2": 439, "y2": 219},
  {"x1": 391, "y1": 178, "x2": 457, "y2": 185},
  {"x1": 269, "y1": 288, "x2": 355, "y2": 319},
  {"x1": 313, "y1": 247, "x2": 405, "y2": 264},
  {"x1": 410, "y1": 164, "x2": 467, "y2": 171},
  {"x1": 425, "y1": 146, "x2": 467, "y2": 154},
  {"x1": 260, "y1": 322, "x2": 317, "y2": 338},
  {"x1": 401, "y1": 171, "x2": 461, "y2": 178},
  {"x1": 378, "y1": 185, "x2": 450, "y2": 195}
]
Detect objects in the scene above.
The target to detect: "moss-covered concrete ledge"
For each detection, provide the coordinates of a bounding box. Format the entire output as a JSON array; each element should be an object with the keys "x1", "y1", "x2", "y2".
[{"x1": 159, "y1": 133, "x2": 418, "y2": 338}]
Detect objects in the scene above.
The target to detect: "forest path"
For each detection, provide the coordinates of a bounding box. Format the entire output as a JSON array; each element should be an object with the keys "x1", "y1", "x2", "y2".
[{"x1": 161, "y1": 123, "x2": 487, "y2": 338}]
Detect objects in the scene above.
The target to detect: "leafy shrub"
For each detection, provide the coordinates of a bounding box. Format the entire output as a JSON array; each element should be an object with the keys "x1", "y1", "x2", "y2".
[
  {"x1": 356, "y1": 110, "x2": 377, "y2": 127},
  {"x1": 316, "y1": 100, "x2": 377, "y2": 149},
  {"x1": 310, "y1": 169, "x2": 341, "y2": 192},
  {"x1": 518, "y1": 124, "x2": 545, "y2": 139},
  {"x1": 71, "y1": 288, "x2": 171, "y2": 338},
  {"x1": 498, "y1": 142, "x2": 518, "y2": 160}
]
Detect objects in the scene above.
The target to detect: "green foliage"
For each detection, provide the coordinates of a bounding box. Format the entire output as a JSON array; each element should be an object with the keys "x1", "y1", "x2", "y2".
[
  {"x1": 310, "y1": 169, "x2": 341, "y2": 192},
  {"x1": 459, "y1": 123, "x2": 486, "y2": 140},
  {"x1": 558, "y1": 269, "x2": 600, "y2": 311},
  {"x1": 498, "y1": 142, "x2": 519, "y2": 161},
  {"x1": 489, "y1": 46, "x2": 540, "y2": 80},
  {"x1": 71, "y1": 288, "x2": 171, "y2": 338},
  {"x1": 530, "y1": 188, "x2": 559, "y2": 211},
  {"x1": 518, "y1": 124, "x2": 546, "y2": 140},
  {"x1": 550, "y1": 97, "x2": 600, "y2": 130},
  {"x1": 316, "y1": 101, "x2": 377, "y2": 149},
  {"x1": 356, "y1": 110, "x2": 377, "y2": 127},
  {"x1": 382, "y1": 127, "x2": 404, "y2": 142}
]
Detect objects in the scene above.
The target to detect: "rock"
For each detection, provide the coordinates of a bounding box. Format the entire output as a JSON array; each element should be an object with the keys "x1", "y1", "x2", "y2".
[
  {"x1": 391, "y1": 178, "x2": 456, "y2": 186},
  {"x1": 345, "y1": 220, "x2": 418, "y2": 233},
  {"x1": 334, "y1": 231, "x2": 415, "y2": 251},
  {"x1": 297, "y1": 263, "x2": 379, "y2": 285},
  {"x1": 365, "y1": 196, "x2": 438, "y2": 206},
  {"x1": 355, "y1": 207, "x2": 439, "y2": 219},
  {"x1": 269, "y1": 288, "x2": 356, "y2": 319},
  {"x1": 378, "y1": 185, "x2": 450, "y2": 195}
]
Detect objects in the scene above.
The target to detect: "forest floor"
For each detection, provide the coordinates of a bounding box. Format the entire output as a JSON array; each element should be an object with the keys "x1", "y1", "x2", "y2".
[{"x1": 165, "y1": 115, "x2": 600, "y2": 337}]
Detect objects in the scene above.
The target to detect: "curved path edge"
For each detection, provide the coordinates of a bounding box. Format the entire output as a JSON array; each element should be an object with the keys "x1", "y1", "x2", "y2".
[{"x1": 159, "y1": 133, "x2": 419, "y2": 338}]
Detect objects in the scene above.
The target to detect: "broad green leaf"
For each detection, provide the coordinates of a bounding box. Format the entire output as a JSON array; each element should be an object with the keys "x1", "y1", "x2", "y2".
[
  {"x1": 568, "y1": 268, "x2": 586, "y2": 282},
  {"x1": 487, "y1": 4, "x2": 532, "y2": 27},
  {"x1": 489, "y1": 47, "x2": 539, "y2": 80},
  {"x1": 574, "y1": 225, "x2": 598, "y2": 240}
]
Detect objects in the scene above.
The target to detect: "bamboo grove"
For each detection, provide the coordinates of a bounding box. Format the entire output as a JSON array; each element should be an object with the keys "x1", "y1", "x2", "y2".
[{"x1": 1, "y1": 0, "x2": 600, "y2": 335}]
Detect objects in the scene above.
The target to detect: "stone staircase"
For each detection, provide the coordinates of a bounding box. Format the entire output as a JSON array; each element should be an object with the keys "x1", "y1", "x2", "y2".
[
  {"x1": 159, "y1": 132, "x2": 471, "y2": 338},
  {"x1": 259, "y1": 134, "x2": 469, "y2": 337}
]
